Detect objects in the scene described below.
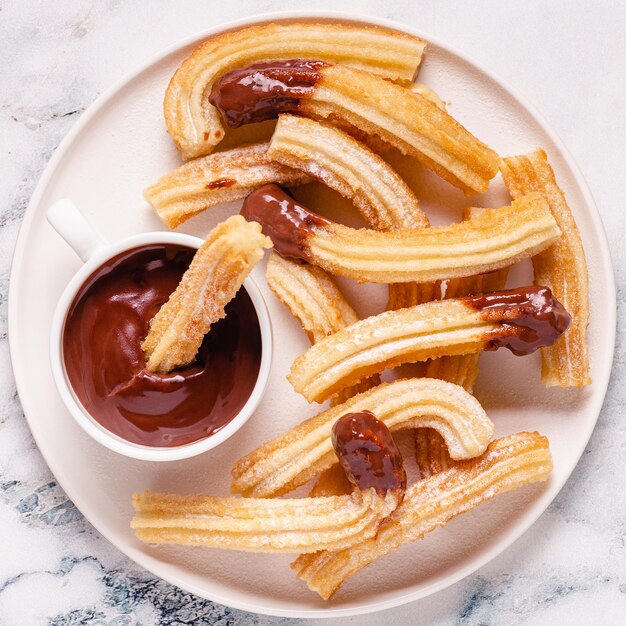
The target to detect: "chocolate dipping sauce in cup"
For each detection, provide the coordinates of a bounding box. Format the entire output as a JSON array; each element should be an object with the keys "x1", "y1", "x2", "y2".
[{"x1": 47, "y1": 199, "x2": 272, "y2": 461}]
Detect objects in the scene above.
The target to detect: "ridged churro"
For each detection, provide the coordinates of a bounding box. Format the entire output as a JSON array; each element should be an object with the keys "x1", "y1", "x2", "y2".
[
  {"x1": 165, "y1": 22, "x2": 426, "y2": 159},
  {"x1": 132, "y1": 412, "x2": 405, "y2": 553},
  {"x1": 268, "y1": 115, "x2": 428, "y2": 231},
  {"x1": 293, "y1": 431, "x2": 553, "y2": 599},
  {"x1": 231, "y1": 378, "x2": 495, "y2": 497},
  {"x1": 266, "y1": 252, "x2": 380, "y2": 403},
  {"x1": 210, "y1": 62, "x2": 499, "y2": 194},
  {"x1": 501, "y1": 150, "x2": 590, "y2": 386},
  {"x1": 289, "y1": 285, "x2": 571, "y2": 403},
  {"x1": 142, "y1": 215, "x2": 271, "y2": 373},
  {"x1": 143, "y1": 143, "x2": 310, "y2": 228},
  {"x1": 241, "y1": 185, "x2": 561, "y2": 284}
]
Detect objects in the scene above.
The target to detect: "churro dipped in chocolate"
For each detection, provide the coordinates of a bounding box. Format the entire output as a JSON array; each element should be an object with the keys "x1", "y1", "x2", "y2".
[
  {"x1": 293, "y1": 431, "x2": 553, "y2": 599},
  {"x1": 240, "y1": 185, "x2": 560, "y2": 284},
  {"x1": 142, "y1": 215, "x2": 271, "y2": 373},
  {"x1": 231, "y1": 378, "x2": 494, "y2": 498},
  {"x1": 164, "y1": 22, "x2": 426, "y2": 159},
  {"x1": 210, "y1": 61, "x2": 499, "y2": 193},
  {"x1": 131, "y1": 412, "x2": 405, "y2": 553},
  {"x1": 289, "y1": 285, "x2": 571, "y2": 403}
]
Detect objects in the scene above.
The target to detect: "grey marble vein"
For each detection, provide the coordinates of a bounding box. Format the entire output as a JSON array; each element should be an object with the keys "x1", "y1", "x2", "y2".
[{"x1": 1, "y1": 1, "x2": 625, "y2": 625}]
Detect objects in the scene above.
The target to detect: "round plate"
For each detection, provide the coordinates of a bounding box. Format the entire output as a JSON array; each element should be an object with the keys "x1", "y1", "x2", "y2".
[{"x1": 8, "y1": 11, "x2": 615, "y2": 619}]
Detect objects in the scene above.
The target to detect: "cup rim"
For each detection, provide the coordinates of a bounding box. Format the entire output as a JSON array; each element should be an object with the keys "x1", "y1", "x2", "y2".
[{"x1": 50, "y1": 231, "x2": 273, "y2": 462}]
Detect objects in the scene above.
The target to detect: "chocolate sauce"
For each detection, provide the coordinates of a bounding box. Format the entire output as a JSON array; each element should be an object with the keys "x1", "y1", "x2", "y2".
[
  {"x1": 332, "y1": 411, "x2": 406, "y2": 495},
  {"x1": 466, "y1": 285, "x2": 571, "y2": 356},
  {"x1": 206, "y1": 178, "x2": 236, "y2": 189},
  {"x1": 209, "y1": 60, "x2": 327, "y2": 128},
  {"x1": 241, "y1": 184, "x2": 332, "y2": 261},
  {"x1": 62, "y1": 244, "x2": 262, "y2": 447}
]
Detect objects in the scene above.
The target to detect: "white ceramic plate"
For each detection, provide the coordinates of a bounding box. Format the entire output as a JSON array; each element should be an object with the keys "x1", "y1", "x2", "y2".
[{"x1": 8, "y1": 11, "x2": 615, "y2": 619}]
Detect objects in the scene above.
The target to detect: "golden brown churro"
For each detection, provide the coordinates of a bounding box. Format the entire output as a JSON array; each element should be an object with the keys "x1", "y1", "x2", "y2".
[
  {"x1": 210, "y1": 61, "x2": 499, "y2": 194},
  {"x1": 132, "y1": 412, "x2": 405, "y2": 553},
  {"x1": 241, "y1": 185, "x2": 561, "y2": 284},
  {"x1": 268, "y1": 115, "x2": 428, "y2": 231},
  {"x1": 231, "y1": 378, "x2": 495, "y2": 497},
  {"x1": 142, "y1": 216, "x2": 271, "y2": 373},
  {"x1": 165, "y1": 22, "x2": 426, "y2": 159},
  {"x1": 288, "y1": 286, "x2": 571, "y2": 403},
  {"x1": 501, "y1": 150, "x2": 590, "y2": 386},
  {"x1": 211, "y1": 62, "x2": 499, "y2": 194},
  {"x1": 143, "y1": 143, "x2": 310, "y2": 228},
  {"x1": 293, "y1": 431, "x2": 553, "y2": 599}
]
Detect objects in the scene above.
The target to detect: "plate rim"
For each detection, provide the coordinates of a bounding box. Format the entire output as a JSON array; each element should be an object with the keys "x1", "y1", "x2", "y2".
[{"x1": 7, "y1": 9, "x2": 617, "y2": 619}]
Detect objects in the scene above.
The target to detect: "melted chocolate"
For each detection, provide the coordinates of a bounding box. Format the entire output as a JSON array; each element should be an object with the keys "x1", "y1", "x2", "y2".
[
  {"x1": 241, "y1": 184, "x2": 332, "y2": 261},
  {"x1": 332, "y1": 411, "x2": 406, "y2": 495},
  {"x1": 63, "y1": 244, "x2": 262, "y2": 447},
  {"x1": 466, "y1": 285, "x2": 571, "y2": 356},
  {"x1": 206, "y1": 178, "x2": 236, "y2": 189},
  {"x1": 209, "y1": 59, "x2": 328, "y2": 128}
]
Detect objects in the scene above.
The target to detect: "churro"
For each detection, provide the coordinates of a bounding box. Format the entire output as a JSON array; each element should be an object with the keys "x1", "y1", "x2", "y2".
[
  {"x1": 501, "y1": 150, "x2": 590, "y2": 386},
  {"x1": 142, "y1": 215, "x2": 271, "y2": 373},
  {"x1": 289, "y1": 285, "x2": 571, "y2": 403},
  {"x1": 231, "y1": 378, "x2": 495, "y2": 497},
  {"x1": 132, "y1": 412, "x2": 405, "y2": 553},
  {"x1": 241, "y1": 185, "x2": 561, "y2": 284},
  {"x1": 165, "y1": 22, "x2": 426, "y2": 159},
  {"x1": 293, "y1": 431, "x2": 552, "y2": 599},
  {"x1": 143, "y1": 143, "x2": 310, "y2": 228},
  {"x1": 268, "y1": 115, "x2": 428, "y2": 231},
  {"x1": 210, "y1": 62, "x2": 499, "y2": 194}
]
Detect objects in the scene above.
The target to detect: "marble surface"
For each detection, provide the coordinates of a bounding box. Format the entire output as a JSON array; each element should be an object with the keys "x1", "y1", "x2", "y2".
[{"x1": 1, "y1": 1, "x2": 624, "y2": 624}]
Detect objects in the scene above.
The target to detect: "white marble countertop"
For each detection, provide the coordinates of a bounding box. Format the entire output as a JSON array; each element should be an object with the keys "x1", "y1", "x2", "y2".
[{"x1": 1, "y1": 1, "x2": 624, "y2": 624}]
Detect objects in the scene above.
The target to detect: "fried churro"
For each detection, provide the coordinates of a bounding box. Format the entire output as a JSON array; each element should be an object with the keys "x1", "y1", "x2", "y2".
[
  {"x1": 289, "y1": 285, "x2": 571, "y2": 403},
  {"x1": 293, "y1": 431, "x2": 553, "y2": 599},
  {"x1": 231, "y1": 378, "x2": 495, "y2": 497},
  {"x1": 142, "y1": 215, "x2": 271, "y2": 373},
  {"x1": 501, "y1": 150, "x2": 590, "y2": 386},
  {"x1": 143, "y1": 143, "x2": 310, "y2": 228},
  {"x1": 132, "y1": 412, "x2": 405, "y2": 553},
  {"x1": 268, "y1": 115, "x2": 428, "y2": 231},
  {"x1": 241, "y1": 185, "x2": 561, "y2": 284},
  {"x1": 165, "y1": 23, "x2": 426, "y2": 159},
  {"x1": 210, "y1": 62, "x2": 499, "y2": 194}
]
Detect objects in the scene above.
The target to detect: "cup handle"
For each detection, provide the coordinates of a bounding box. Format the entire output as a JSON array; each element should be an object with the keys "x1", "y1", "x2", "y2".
[{"x1": 47, "y1": 199, "x2": 108, "y2": 263}]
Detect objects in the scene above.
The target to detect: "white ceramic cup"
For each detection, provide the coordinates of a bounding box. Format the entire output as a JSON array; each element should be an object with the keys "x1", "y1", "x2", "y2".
[{"x1": 47, "y1": 199, "x2": 273, "y2": 461}]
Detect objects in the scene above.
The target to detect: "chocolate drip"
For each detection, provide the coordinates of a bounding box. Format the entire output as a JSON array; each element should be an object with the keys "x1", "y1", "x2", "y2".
[
  {"x1": 209, "y1": 59, "x2": 328, "y2": 128},
  {"x1": 63, "y1": 244, "x2": 262, "y2": 447},
  {"x1": 466, "y1": 285, "x2": 571, "y2": 356},
  {"x1": 332, "y1": 411, "x2": 406, "y2": 495},
  {"x1": 240, "y1": 184, "x2": 332, "y2": 261}
]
